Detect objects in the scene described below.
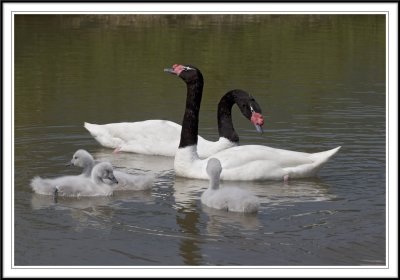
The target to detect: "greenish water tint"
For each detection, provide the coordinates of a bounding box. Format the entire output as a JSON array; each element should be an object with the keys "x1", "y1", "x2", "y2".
[{"x1": 14, "y1": 15, "x2": 386, "y2": 265}]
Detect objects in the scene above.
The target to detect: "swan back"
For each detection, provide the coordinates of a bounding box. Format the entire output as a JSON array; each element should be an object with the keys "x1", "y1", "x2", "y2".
[{"x1": 113, "y1": 170, "x2": 154, "y2": 191}]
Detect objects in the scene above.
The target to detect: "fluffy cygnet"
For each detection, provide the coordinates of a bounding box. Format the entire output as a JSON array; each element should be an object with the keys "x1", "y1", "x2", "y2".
[
  {"x1": 70, "y1": 149, "x2": 154, "y2": 191},
  {"x1": 201, "y1": 158, "x2": 259, "y2": 213},
  {"x1": 31, "y1": 161, "x2": 118, "y2": 197}
]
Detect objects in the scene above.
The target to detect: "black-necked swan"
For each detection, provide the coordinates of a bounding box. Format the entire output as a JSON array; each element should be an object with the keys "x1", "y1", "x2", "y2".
[
  {"x1": 164, "y1": 63, "x2": 341, "y2": 181},
  {"x1": 201, "y1": 158, "x2": 259, "y2": 213},
  {"x1": 69, "y1": 149, "x2": 154, "y2": 191},
  {"x1": 30, "y1": 162, "x2": 118, "y2": 197},
  {"x1": 84, "y1": 89, "x2": 264, "y2": 158}
]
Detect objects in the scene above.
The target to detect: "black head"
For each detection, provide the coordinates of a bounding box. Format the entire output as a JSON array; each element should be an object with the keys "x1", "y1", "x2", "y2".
[
  {"x1": 164, "y1": 64, "x2": 203, "y2": 84},
  {"x1": 231, "y1": 90, "x2": 262, "y2": 119},
  {"x1": 231, "y1": 89, "x2": 264, "y2": 133}
]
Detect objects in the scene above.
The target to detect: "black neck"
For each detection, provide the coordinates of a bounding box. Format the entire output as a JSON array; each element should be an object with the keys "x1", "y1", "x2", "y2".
[
  {"x1": 217, "y1": 90, "x2": 243, "y2": 143},
  {"x1": 179, "y1": 79, "x2": 204, "y2": 148}
]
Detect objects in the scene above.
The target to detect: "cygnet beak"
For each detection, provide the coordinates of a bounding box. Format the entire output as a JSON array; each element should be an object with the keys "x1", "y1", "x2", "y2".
[{"x1": 108, "y1": 175, "x2": 119, "y2": 185}]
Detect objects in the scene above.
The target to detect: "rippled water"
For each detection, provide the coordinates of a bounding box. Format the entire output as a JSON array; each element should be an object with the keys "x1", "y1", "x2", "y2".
[{"x1": 14, "y1": 15, "x2": 386, "y2": 266}]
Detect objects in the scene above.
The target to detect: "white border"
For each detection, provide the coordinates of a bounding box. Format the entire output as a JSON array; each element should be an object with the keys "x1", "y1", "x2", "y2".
[
  {"x1": 0, "y1": 2, "x2": 397, "y2": 13},
  {"x1": 3, "y1": 2, "x2": 398, "y2": 278}
]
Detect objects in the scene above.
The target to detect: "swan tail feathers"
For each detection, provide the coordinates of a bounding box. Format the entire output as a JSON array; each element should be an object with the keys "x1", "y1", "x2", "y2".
[
  {"x1": 285, "y1": 146, "x2": 341, "y2": 178},
  {"x1": 84, "y1": 122, "x2": 103, "y2": 137},
  {"x1": 310, "y1": 146, "x2": 341, "y2": 164},
  {"x1": 30, "y1": 176, "x2": 56, "y2": 195},
  {"x1": 84, "y1": 122, "x2": 122, "y2": 149}
]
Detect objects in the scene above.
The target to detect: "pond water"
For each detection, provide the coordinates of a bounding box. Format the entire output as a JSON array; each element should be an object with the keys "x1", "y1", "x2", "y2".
[{"x1": 14, "y1": 15, "x2": 386, "y2": 266}]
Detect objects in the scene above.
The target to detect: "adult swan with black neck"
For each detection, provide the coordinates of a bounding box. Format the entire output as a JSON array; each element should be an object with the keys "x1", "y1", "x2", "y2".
[
  {"x1": 164, "y1": 64, "x2": 341, "y2": 181},
  {"x1": 84, "y1": 91, "x2": 264, "y2": 158}
]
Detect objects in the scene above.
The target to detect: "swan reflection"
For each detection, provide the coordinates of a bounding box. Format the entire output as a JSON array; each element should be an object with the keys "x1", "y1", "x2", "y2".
[
  {"x1": 31, "y1": 190, "x2": 154, "y2": 232},
  {"x1": 202, "y1": 206, "x2": 260, "y2": 234}
]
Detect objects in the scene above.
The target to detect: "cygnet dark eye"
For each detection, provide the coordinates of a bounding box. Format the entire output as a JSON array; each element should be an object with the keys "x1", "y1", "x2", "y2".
[{"x1": 74, "y1": 156, "x2": 78, "y2": 160}]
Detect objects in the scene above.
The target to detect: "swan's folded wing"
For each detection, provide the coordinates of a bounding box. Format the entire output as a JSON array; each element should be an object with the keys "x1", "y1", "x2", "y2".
[
  {"x1": 113, "y1": 170, "x2": 154, "y2": 191},
  {"x1": 85, "y1": 120, "x2": 182, "y2": 156}
]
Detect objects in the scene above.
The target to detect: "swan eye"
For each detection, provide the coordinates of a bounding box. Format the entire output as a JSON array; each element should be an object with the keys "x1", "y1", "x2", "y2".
[{"x1": 74, "y1": 156, "x2": 78, "y2": 160}]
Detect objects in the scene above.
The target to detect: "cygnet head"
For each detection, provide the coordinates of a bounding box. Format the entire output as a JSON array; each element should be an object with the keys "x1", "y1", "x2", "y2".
[
  {"x1": 164, "y1": 64, "x2": 203, "y2": 85},
  {"x1": 70, "y1": 149, "x2": 94, "y2": 168},
  {"x1": 92, "y1": 162, "x2": 118, "y2": 185},
  {"x1": 206, "y1": 158, "x2": 222, "y2": 179}
]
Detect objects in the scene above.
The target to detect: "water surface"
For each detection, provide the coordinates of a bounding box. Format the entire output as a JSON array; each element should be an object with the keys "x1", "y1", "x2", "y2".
[{"x1": 14, "y1": 15, "x2": 386, "y2": 266}]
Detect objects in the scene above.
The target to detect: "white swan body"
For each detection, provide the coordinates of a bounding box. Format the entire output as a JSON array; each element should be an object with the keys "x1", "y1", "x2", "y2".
[
  {"x1": 70, "y1": 149, "x2": 154, "y2": 191},
  {"x1": 165, "y1": 64, "x2": 341, "y2": 181},
  {"x1": 30, "y1": 162, "x2": 118, "y2": 197},
  {"x1": 84, "y1": 120, "x2": 182, "y2": 156},
  {"x1": 84, "y1": 120, "x2": 235, "y2": 157},
  {"x1": 84, "y1": 89, "x2": 264, "y2": 158},
  {"x1": 201, "y1": 158, "x2": 259, "y2": 213},
  {"x1": 175, "y1": 145, "x2": 341, "y2": 181}
]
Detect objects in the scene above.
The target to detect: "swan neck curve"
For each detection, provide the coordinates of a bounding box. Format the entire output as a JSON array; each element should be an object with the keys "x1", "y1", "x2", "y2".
[
  {"x1": 178, "y1": 76, "x2": 204, "y2": 148},
  {"x1": 217, "y1": 90, "x2": 241, "y2": 143},
  {"x1": 91, "y1": 167, "x2": 103, "y2": 184}
]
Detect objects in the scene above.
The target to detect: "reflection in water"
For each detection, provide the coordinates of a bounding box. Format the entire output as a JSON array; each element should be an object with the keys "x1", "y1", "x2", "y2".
[
  {"x1": 171, "y1": 176, "x2": 203, "y2": 265},
  {"x1": 247, "y1": 179, "x2": 337, "y2": 206},
  {"x1": 176, "y1": 206, "x2": 203, "y2": 265},
  {"x1": 202, "y1": 206, "x2": 260, "y2": 235},
  {"x1": 31, "y1": 190, "x2": 154, "y2": 232},
  {"x1": 171, "y1": 175, "x2": 334, "y2": 265},
  {"x1": 172, "y1": 177, "x2": 208, "y2": 211},
  {"x1": 31, "y1": 193, "x2": 115, "y2": 233}
]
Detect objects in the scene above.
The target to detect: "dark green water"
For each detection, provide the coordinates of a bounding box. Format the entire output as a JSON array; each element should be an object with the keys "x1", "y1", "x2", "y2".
[{"x1": 14, "y1": 15, "x2": 386, "y2": 265}]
